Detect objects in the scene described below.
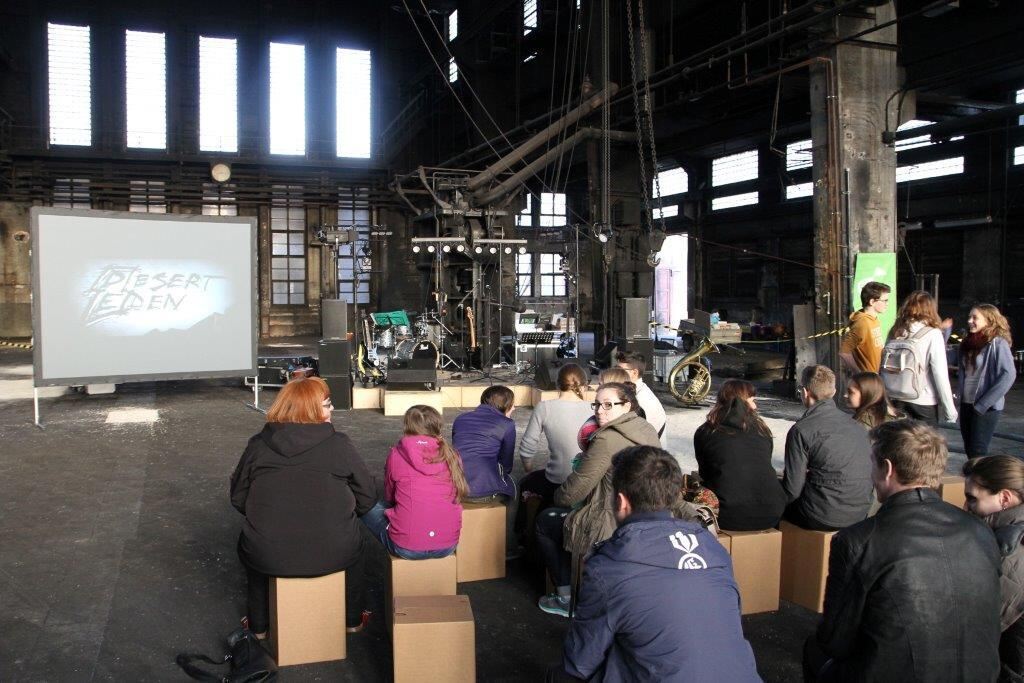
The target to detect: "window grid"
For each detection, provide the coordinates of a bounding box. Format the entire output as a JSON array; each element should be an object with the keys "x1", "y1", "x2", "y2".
[
  {"x1": 539, "y1": 192, "x2": 566, "y2": 227},
  {"x1": 199, "y1": 36, "x2": 238, "y2": 153},
  {"x1": 337, "y1": 187, "x2": 371, "y2": 305},
  {"x1": 125, "y1": 30, "x2": 167, "y2": 149},
  {"x1": 448, "y1": 10, "x2": 458, "y2": 42},
  {"x1": 896, "y1": 157, "x2": 964, "y2": 183},
  {"x1": 653, "y1": 167, "x2": 688, "y2": 197},
  {"x1": 516, "y1": 253, "x2": 533, "y2": 297},
  {"x1": 786, "y1": 140, "x2": 812, "y2": 171},
  {"x1": 48, "y1": 23, "x2": 91, "y2": 146},
  {"x1": 786, "y1": 182, "x2": 814, "y2": 200},
  {"x1": 270, "y1": 43, "x2": 306, "y2": 155},
  {"x1": 524, "y1": 0, "x2": 538, "y2": 35},
  {"x1": 517, "y1": 194, "x2": 533, "y2": 227},
  {"x1": 712, "y1": 191, "x2": 759, "y2": 211},
  {"x1": 712, "y1": 150, "x2": 758, "y2": 187},
  {"x1": 539, "y1": 253, "x2": 566, "y2": 297},
  {"x1": 336, "y1": 48, "x2": 372, "y2": 159},
  {"x1": 53, "y1": 178, "x2": 90, "y2": 209},
  {"x1": 271, "y1": 186, "x2": 306, "y2": 305},
  {"x1": 129, "y1": 180, "x2": 167, "y2": 213},
  {"x1": 202, "y1": 183, "x2": 237, "y2": 215}
]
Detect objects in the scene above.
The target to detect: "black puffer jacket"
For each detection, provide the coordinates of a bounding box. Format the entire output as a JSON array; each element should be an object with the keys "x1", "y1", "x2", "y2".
[
  {"x1": 694, "y1": 399, "x2": 787, "y2": 531},
  {"x1": 816, "y1": 487, "x2": 1001, "y2": 682},
  {"x1": 230, "y1": 422, "x2": 378, "y2": 576},
  {"x1": 985, "y1": 505, "x2": 1024, "y2": 682}
]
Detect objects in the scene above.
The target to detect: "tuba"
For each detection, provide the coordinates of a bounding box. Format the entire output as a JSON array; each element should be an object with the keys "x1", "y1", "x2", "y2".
[{"x1": 668, "y1": 336, "x2": 719, "y2": 405}]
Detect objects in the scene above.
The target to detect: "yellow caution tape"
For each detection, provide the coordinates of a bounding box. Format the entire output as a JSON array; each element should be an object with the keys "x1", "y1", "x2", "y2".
[
  {"x1": 0, "y1": 339, "x2": 33, "y2": 349},
  {"x1": 656, "y1": 324, "x2": 849, "y2": 343}
]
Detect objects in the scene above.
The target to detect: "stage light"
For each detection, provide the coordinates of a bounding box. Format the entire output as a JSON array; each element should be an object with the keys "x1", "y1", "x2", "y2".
[
  {"x1": 456, "y1": 244, "x2": 465, "y2": 253},
  {"x1": 474, "y1": 246, "x2": 483, "y2": 254},
  {"x1": 427, "y1": 245, "x2": 436, "y2": 253},
  {"x1": 442, "y1": 244, "x2": 451, "y2": 253},
  {"x1": 412, "y1": 245, "x2": 421, "y2": 253},
  {"x1": 503, "y1": 247, "x2": 512, "y2": 254},
  {"x1": 488, "y1": 246, "x2": 497, "y2": 254},
  {"x1": 518, "y1": 246, "x2": 527, "y2": 254},
  {"x1": 598, "y1": 233, "x2": 609, "y2": 243}
]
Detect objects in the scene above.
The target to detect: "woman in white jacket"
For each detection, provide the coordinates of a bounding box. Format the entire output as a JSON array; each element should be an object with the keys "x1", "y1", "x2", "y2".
[{"x1": 886, "y1": 290, "x2": 957, "y2": 424}]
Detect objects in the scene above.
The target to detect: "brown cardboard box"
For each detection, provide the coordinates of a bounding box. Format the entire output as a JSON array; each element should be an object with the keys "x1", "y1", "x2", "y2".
[
  {"x1": 440, "y1": 386, "x2": 463, "y2": 410},
  {"x1": 393, "y1": 595, "x2": 475, "y2": 683},
  {"x1": 714, "y1": 530, "x2": 732, "y2": 555},
  {"x1": 386, "y1": 553, "x2": 457, "y2": 632},
  {"x1": 939, "y1": 474, "x2": 966, "y2": 509},
  {"x1": 779, "y1": 520, "x2": 835, "y2": 613},
  {"x1": 383, "y1": 389, "x2": 444, "y2": 416},
  {"x1": 457, "y1": 502, "x2": 507, "y2": 582},
  {"x1": 724, "y1": 528, "x2": 782, "y2": 615},
  {"x1": 270, "y1": 571, "x2": 346, "y2": 666},
  {"x1": 352, "y1": 387, "x2": 382, "y2": 410},
  {"x1": 510, "y1": 385, "x2": 533, "y2": 407}
]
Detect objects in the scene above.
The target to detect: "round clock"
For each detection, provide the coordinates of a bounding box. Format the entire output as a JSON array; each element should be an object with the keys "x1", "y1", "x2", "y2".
[{"x1": 210, "y1": 162, "x2": 232, "y2": 183}]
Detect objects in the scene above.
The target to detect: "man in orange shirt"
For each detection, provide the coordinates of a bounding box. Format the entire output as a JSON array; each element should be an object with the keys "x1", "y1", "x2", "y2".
[{"x1": 840, "y1": 282, "x2": 891, "y2": 374}]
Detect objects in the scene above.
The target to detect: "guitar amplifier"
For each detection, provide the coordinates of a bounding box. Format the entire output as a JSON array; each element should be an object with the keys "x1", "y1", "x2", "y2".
[{"x1": 387, "y1": 362, "x2": 438, "y2": 391}]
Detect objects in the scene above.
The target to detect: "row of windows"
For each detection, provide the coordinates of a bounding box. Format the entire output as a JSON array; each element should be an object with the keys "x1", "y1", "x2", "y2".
[
  {"x1": 47, "y1": 23, "x2": 372, "y2": 158},
  {"x1": 516, "y1": 253, "x2": 567, "y2": 297}
]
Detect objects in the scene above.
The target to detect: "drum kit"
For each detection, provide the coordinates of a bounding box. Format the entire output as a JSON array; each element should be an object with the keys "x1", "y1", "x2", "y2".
[{"x1": 360, "y1": 309, "x2": 459, "y2": 378}]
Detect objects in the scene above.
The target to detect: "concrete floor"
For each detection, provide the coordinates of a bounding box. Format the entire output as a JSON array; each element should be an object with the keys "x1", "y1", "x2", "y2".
[{"x1": 1, "y1": 342, "x2": 1021, "y2": 681}]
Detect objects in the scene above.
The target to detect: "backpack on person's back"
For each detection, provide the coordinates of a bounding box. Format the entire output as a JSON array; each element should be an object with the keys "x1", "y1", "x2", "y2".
[{"x1": 880, "y1": 326, "x2": 932, "y2": 401}]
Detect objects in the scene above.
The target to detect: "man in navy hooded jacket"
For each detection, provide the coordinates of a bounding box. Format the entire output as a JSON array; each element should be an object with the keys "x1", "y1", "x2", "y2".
[
  {"x1": 452, "y1": 384, "x2": 517, "y2": 499},
  {"x1": 551, "y1": 445, "x2": 761, "y2": 682}
]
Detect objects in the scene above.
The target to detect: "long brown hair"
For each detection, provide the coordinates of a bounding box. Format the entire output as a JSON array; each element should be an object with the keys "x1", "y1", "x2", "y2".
[
  {"x1": 705, "y1": 379, "x2": 772, "y2": 437},
  {"x1": 597, "y1": 382, "x2": 638, "y2": 413},
  {"x1": 266, "y1": 376, "x2": 329, "y2": 424},
  {"x1": 963, "y1": 455, "x2": 1024, "y2": 502},
  {"x1": 403, "y1": 405, "x2": 470, "y2": 502},
  {"x1": 557, "y1": 363, "x2": 589, "y2": 400},
  {"x1": 965, "y1": 304, "x2": 1013, "y2": 369},
  {"x1": 890, "y1": 290, "x2": 942, "y2": 339},
  {"x1": 849, "y1": 372, "x2": 896, "y2": 428}
]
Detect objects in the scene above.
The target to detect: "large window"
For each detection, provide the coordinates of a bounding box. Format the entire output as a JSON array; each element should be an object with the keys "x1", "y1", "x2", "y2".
[
  {"x1": 125, "y1": 30, "x2": 166, "y2": 149},
  {"x1": 129, "y1": 180, "x2": 167, "y2": 213},
  {"x1": 896, "y1": 157, "x2": 964, "y2": 183},
  {"x1": 1015, "y1": 88, "x2": 1023, "y2": 166},
  {"x1": 712, "y1": 191, "x2": 759, "y2": 211},
  {"x1": 199, "y1": 37, "x2": 238, "y2": 153},
  {"x1": 449, "y1": 56, "x2": 458, "y2": 83},
  {"x1": 337, "y1": 187, "x2": 371, "y2": 305},
  {"x1": 524, "y1": 0, "x2": 538, "y2": 35},
  {"x1": 712, "y1": 150, "x2": 758, "y2": 186},
  {"x1": 786, "y1": 182, "x2": 813, "y2": 200},
  {"x1": 653, "y1": 167, "x2": 688, "y2": 197},
  {"x1": 53, "y1": 178, "x2": 90, "y2": 209},
  {"x1": 653, "y1": 206, "x2": 678, "y2": 219},
  {"x1": 48, "y1": 23, "x2": 91, "y2": 146},
  {"x1": 336, "y1": 48, "x2": 371, "y2": 159},
  {"x1": 271, "y1": 186, "x2": 306, "y2": 305},
  {"x1": 202, "y1": 183, "x2": 237, "y2": 216},
  {"x1": 516, "y1": 194, "x2": 533, "y2": 227},
  {"x1": 895, "y1": 119, "x2": 935, "y2": 152},
  {"x1": 448, "y1": 10, "x2": 458, "y2": 41},
  {"x1": 786, "y1": 139, "x2": 812, "y2": 170},
  {"x1": 539, "y1": 192, "x2": 567, "y2": 227},
  {"x1": 269, "y1": 43, "x2": 306, "y2": 156},
  {"x1": 539, "y1": 253, "x2": 567, "y2": 296},
  {"x1": 516, "y1": 253, "x2": 533, "y2": 297}
]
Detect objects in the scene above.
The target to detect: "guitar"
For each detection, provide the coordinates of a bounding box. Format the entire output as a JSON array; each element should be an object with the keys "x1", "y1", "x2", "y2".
[{"x1": 465, "y1": 306, "x2": 482, "y2": 370}]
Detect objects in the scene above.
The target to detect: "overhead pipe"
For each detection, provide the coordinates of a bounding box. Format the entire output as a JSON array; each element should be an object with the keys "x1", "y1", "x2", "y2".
[
  {"x1": 471, "y1": 127, "x2": 635, "y2": 207},
  {"x1": 465, "y1": 83, "x2": 619, "y2": 192}
]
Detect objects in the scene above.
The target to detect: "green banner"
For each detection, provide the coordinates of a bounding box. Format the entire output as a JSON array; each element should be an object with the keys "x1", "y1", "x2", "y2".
[{"x1": 851, "y1": 252, "x2": 897, "y2": 341}]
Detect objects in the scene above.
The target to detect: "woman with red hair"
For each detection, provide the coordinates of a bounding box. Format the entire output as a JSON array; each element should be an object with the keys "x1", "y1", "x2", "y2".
[{"x1": 230, "y1": 376, "x2": 377, "y2": 638}]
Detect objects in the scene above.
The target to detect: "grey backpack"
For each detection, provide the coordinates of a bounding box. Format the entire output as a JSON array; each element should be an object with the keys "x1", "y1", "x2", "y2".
[{"x1": 880, "y1": 326, "x2": 932, "y2": 401}]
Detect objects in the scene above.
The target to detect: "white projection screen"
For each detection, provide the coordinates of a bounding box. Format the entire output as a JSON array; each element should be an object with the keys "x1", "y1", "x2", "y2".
[{"x1": 31, "y1": 208, "x2": 258, "y2": 386}]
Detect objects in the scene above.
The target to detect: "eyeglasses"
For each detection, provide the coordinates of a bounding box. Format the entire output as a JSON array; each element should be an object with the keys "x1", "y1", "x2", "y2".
[
  {"x1": 322, "y1": 399, "x2": 334, "y2": 410},
  {"x1": 591, "y1": 401, "x2": 627, "y2": 411}
]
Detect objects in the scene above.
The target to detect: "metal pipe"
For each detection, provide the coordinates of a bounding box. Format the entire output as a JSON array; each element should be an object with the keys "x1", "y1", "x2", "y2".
[
  {"x1": 465, "y1": 83, "x2": 620, "y2": 191},
  {"x1": 472, "y1": 128, "x2": 635, "y2": 206}
]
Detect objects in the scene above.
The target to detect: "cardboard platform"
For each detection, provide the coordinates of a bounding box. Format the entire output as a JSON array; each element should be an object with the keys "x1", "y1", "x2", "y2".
[
  {"x1": 393, "y1": 595, "x2": 475, "y2": 683},
  {"x1": 721, "y1": 528, "x2": 782, "y2": 615},
  {"x1": 779, "y1": 520, "x2": 835, "y2": 613},
  {"x1": 383, "y1": 390, "x2": 446, "y2": 416},
  {"x1": 270, "y1": 571, "x2": 346, "y2": 666}
]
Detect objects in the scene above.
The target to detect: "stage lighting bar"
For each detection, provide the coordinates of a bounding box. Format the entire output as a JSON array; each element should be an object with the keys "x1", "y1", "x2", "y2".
[
  {"x1": 474, "y1": 238, "x2": 528, "y2": 257},
  {"x1": 410, "y1": 236, "x2": 469, "y2": 255}
]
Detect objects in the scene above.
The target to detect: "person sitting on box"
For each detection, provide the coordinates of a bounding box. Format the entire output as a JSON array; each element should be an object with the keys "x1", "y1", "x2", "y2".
[
  {"x1": 694, "y1": 379, "x2": 787, "y2": 531},
  {"x1": 230, "y1": 376, "x2": 378, "y2": 638},
  {"x1": 452, "y1": 385, "x2": 517, "y2": 503},
  {"x1": 804, "y1": 420, "x2": 1001, "y2": 682},
  {"x1": 615, "y1": 351, "x2": 667, "y2": 446},
  {"x1": 361, "y1": 405, "x2": 468, "y2": 559},
  {"x1": 546, "y1": 446, "x2": 760, "y2": 683},
  {"x1": 781, "y1": 365, "x2": 873, "y2": 532}
]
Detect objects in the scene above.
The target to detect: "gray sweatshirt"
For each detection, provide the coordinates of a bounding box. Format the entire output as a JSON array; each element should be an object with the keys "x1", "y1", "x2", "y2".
[{"x1": 518, "y1": 398, "x2": 595, "y2": 484}]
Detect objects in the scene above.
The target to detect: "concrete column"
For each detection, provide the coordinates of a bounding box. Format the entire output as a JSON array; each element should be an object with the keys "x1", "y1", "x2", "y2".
[{"x1": 809, "y1": 1, "x2": 898, "y2": 368}]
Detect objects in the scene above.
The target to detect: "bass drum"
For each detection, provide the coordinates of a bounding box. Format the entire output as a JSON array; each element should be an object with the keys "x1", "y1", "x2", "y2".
[{"x1": 394, "y1": 339, "x2": 440, "y2": 368}]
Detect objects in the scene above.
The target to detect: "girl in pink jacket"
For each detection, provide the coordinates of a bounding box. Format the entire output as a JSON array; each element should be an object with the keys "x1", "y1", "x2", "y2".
[{"x1": 361, "y1": 405, "x2": 468, "y2": 558}]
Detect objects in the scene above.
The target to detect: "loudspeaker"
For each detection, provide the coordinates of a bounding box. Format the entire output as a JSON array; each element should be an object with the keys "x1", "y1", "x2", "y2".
[
  {"x1": 318, "y1": 340, "x2": 351, "y2": 376},
  {"x1": 617, "y1": 271, "x2": 635, "y2": 297},
  {"x1": 621, "y1": 298, "x2": 650, "y2": 339},
  {"x1": 322, "y1": 298, "x2": 349, "y2": 339},
  {"x1": 323, "y1": 374, "x2": 352, "y2": 410},
  {"x1": 635, "y1": 271, "x2": 654, "y2": 297},
  {"x1": 534, "y1": 359, "x2": 585, "y2": 391},
  {"x1": 387, "y1": 365, "x2": 437, "y2": 391}
]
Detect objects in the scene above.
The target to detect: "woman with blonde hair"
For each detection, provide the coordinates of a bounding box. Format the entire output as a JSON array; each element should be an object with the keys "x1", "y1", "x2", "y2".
[
  {"x1": 956, "y1": 304, "x2": 1015, "y2": 456},
  {"x1": 962, "y1": 455, "x2": 1024, "y2": 679},
  {"x1": 361, "y1": 405, "x2": 468, "y2": 559},
  {"x1": 845, "y1": 371, "x2": 902, "y2": 429},
  {"x1": 230, "y1": 376, "x2": 377, "y2": 637},
  {"x1": 884, "y1": 290, "x2": 957, "y2": 424}
]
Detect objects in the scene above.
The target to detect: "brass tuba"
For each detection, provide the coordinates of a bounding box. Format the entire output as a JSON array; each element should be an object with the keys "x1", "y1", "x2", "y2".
[{"x1": 668, "y1": 336, "x2": 719, "y2": 405}]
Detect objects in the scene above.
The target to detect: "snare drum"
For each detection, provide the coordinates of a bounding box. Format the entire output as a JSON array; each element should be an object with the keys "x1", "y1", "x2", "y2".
[
  {"x1": 394, "y1": 324, "x2": 412, "y2": 339},
  {"x1": 395, "y1": 339, "x2": 440, "y2": 367}
]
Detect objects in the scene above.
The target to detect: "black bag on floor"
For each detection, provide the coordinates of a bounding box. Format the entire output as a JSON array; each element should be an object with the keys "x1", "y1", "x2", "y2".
[{"x1": 175, "y1": 627, "x2": 277, "y2": 682}]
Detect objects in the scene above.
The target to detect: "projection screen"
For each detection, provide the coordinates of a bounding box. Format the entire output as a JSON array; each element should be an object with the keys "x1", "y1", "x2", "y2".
[{"x1": 31, "y1": 208, "x2": 258, "y2": 386}]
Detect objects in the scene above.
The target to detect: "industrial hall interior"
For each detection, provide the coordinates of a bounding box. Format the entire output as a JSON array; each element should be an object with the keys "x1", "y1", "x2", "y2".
[{"x1": 2, "y1": 0, "x2": 1024, "y2": 680}]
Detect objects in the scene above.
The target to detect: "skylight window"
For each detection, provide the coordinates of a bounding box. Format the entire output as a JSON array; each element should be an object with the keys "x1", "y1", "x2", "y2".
[
  {"x1": 712, "y1": 192, "x2": 759, "y2": 210},
  {"x1": 270, "y1": 42, "x2": 306, "y2": 155},
  {"x1": 199, "y1": 37, "x2": 238, "y2": 153},
  {"x1": 336, "y1": 48, "x2": 372, "y2": 158},
  {"x1": 125, "y1": 30, "x2": 166, "y2": 149},
  {"x1": 48, "y1": 23, "x2": 91, "y2": 146},
  {"x1": 653, "y1": 167, "x2": 688, "y2": 197},
  {"x1": 712, "y1": 150, "x2": 758, "y2": 186},
  {"x1": 786, "y1": 139, "x2": 812, "y2": 171}
]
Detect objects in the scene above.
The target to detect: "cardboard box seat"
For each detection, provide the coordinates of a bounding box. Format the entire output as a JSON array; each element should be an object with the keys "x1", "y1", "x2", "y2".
[
  {"x1": 386, "y1": 553, "x2": 457, "y2": 632},
  {"x1": 718, "y1": 528, "x2": 782, "y2": 615},
  {"x1": 270, "y1": 571, "x2": 346, "y2": 666},
  {"x1": 457, "y1": 501, "x2": 507, "y2": 582},
  {"x1": 393, "y1": 595, "x2": 475, "y2": 683},
  {"x1": 779, "y1": 520, "x2": 836, "y2": 613}
]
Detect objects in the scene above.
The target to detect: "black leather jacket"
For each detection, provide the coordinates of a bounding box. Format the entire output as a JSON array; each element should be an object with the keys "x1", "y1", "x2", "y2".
[{"x1": 816, "y1": 486, "x2": 1001, "y2": 682}]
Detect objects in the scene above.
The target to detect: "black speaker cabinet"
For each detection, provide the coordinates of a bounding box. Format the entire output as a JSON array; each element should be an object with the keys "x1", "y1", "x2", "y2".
[
  {"x1": 387, "y1": 364, "x2": 437, "y2": 391},
  {"x1": 322, "y1": 374, "x2": 352, "y2": 410},
  {"x1": 322, "y1": 298, "x2": 349, "y2": 339},
  {"x1": 318, "y1": 340, "x2": 351, "y2": 376}
]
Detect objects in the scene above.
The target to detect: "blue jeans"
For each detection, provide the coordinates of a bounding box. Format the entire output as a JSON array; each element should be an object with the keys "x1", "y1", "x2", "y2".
[
  {"x1": 361, "y1": 501, "x2": 456, "y2": 560},
  {"x1": 960, "y1": 403, "x2": 1001, "y2": 457}
]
